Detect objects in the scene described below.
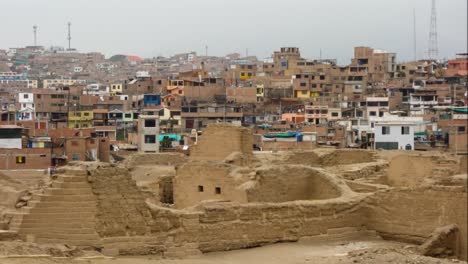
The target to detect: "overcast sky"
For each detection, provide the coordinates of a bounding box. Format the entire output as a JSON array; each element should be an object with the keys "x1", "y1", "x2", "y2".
[{"x1": 1, "y1": 0, "x2": 466, "y2": 64}]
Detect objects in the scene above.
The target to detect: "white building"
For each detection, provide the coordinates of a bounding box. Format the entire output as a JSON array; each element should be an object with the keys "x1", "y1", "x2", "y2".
[
  {"x1": 374, "y1": 122, "x2": 416, "y2": 150},
  {"x1": 349, "y1": 113, "x2": 429, "y2": 149},
  {"x1": 18, "y1": 92, "x2": 35, "y2": 121}
]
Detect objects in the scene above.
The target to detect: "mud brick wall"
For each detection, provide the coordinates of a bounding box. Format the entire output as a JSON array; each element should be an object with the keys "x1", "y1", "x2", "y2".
[
  {"x1": 194, "y1": 200, "x2": 367, "y2": 253},
  {"x1": 190, "y1": 124, "x2": 253, "y2": 161},
  {"x1": 89, "y1": 166, "x2": 153, "y2": 237},
  {"x1": 364, "y1": 188, "x2": 467, "y2": 260}
]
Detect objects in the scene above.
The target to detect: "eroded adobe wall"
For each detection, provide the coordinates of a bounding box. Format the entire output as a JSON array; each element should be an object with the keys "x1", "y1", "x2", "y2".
[
  {"x1": 125, "y1": 153, "x2": 188, "y2": 167},
  {"x1": 88, "y1": 165, "x2": 154, "y2": 237},
  {"x1": 386, "y1": 154, "x2": 460, "y2": 187},
  {"x1": 319, "y1": 150, "x2": 376, "y2": 166},
  {"x1": 173, "y1": 162, "x2": 249, "y2": 209},
  {"x1": 285, "y1": 150, "x2": 376, "y2": 167},
  {"x1": 190, "y1": 123, "x2": 253, "y2": 161},
  {"x1": 364, "y1": 188, "x2": 467, "y2": 260},
  {"x1": 247, "y1": 166, "x2": 342, "y2": 202},
  {"x1": 195, "y1": 200, "x2": 368, "y2": 253}
]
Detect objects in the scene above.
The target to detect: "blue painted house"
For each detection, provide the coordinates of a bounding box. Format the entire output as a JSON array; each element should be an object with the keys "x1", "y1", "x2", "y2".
[{"x1": 143, "y1": 94, "x2": 161, "y2": 107}]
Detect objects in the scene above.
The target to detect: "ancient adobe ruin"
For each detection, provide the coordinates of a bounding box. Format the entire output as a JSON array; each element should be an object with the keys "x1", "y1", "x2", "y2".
[{"x1": 1, "y1": 123, "x2": 466, "y2": 260}]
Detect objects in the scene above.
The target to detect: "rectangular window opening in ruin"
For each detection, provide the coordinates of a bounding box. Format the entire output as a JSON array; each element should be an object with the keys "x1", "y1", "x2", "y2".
[
  {"x1": 198, "y1": 185, "x2": 204, "y2": 192},
  {"x1": 215, "y1": 187, "x2": 221, "y2": 194}
]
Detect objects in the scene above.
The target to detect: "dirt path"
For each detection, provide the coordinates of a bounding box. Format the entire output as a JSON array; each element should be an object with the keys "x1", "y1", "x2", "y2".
[{"x1": 1, "y1": 238, "x2": 464, "y2": 264}]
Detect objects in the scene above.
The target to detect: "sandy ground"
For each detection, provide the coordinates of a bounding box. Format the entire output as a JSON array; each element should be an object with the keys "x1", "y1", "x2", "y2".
[{"x1": 0, "y1": 238, "x2": 464, "y2": 264}]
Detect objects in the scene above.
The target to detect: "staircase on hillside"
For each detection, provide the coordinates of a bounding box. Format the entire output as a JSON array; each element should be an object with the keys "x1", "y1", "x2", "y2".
[{"x1": 8, "y1": 167, "x2": 101, "y2": 246}]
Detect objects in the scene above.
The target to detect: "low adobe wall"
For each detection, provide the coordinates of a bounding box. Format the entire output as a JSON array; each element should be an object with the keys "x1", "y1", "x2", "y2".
[
  {"x1": 102, "y1": 196, "x2": 369, "y2": 257},
  {"x1": 364, "y1": 187, "x2": 467, "y2": 260}
]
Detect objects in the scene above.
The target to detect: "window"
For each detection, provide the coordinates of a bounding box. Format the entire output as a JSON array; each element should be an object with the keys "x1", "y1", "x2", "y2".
[
  {"x1": 72, "y1": 154, "x2": 80, "y2": 160},
  {"x1": 320, "y1": 75, "x2": 325, "y2": 80},
  {"x1": 458, "y1": 126, "x2": 466, "y2": 133},
  {"x1": 71, "y1": 141, "x2": 79, "y2": 146},
  {"x1": 300, "y1": 82, "x2": 306, "y2": 87},
  {"x1": 16, "y1": 156, "x2": 26, "y2": 164},
  {"x1": 401, "y1": 126, "x2": 410, "y2": 135},
  {"x1": 370, "y1": 111, "x2": 376, "y2": 116},
  {"x1": 215, "y1": 187, "x2": 221, "y2": 194},
  {"x1": 301, "y1": 91, "x2": 307, "y2": 95},
  {"x1": 144, "y1": 119, "x2": 156, "y2": 127},
  {"x1": 198, "y1": 185, "x2": 204, "y2": 192},
  {"x1": 37, "y1": 94, "x2": 41, "y2": 99},
  {"x1": 382, "y1": 126, "x2": 390, "y2": 135},
  {"x1": 240, "y1": 72, "x2": 245, "y2": 77},
  {"x1": 331, "y1": 112, "x2": 339, "y2": 117},
  {"x1": 23, "y1": 94, "x2": 29, "y2": 99},
  {"x1": 248, "y1": 72, "x2": 252, "y2": 77},
  {"x1": 125, "y1": 113, "x2": 132, "y2": 118},
  {"x1": 144, "y1": 135, "x2": 156, "y2": 144},
  {"x1": 83, "y1": 112, "x2": 89, "y2": 116}
]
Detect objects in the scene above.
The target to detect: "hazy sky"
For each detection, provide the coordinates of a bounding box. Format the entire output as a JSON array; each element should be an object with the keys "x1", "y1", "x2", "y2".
[{"x1": 1, "y1": 0, "x2": 466, "y2": 64}]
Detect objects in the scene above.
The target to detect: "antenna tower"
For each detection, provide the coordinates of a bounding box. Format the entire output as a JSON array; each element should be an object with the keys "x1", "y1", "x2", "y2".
[
  {"x1": 413, "y1": 9, "x2": 417, "y2": 61},
  {"x1": 428, "y1": 0, "x2": 438, "y2": 59},
  {"x1": 33, "y1": 25, "x2": 38, "y2": 46},
  {"x1": 67, "y1": 22, "x2": 72, "y2": 50}
]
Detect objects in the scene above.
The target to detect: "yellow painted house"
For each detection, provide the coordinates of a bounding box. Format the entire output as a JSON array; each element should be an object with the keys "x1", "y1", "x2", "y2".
[
  {"x1": 68, "y1": 111, "x2": 94, "y2": 128},
  {"x1": 294, "y1": 90, "x2": 311, "y2": 98},
  {"x1": 110, "y1": 83, "x2": 123, "y2": 95}
]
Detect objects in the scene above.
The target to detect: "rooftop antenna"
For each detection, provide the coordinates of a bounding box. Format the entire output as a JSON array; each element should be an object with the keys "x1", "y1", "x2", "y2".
[
  {"x1": 320, "y1": 48, "x2": 322, "y2": 60},
  {"x1": 413, "y1": 8, "x2": 417, "y2": 61},
  {"x1": 33, "y1": 25, "x2": 38, "y2": 46},
  {"x1": 246, "y1": 48, "x2": 248, "y2": 58},
  {"x1": 428, "y1": 0, "x2": 438, "y2": 60},
  {"x1": 67, "y1": 22, "x2": 72, "y2": 50},
  {"x1": 205, "y1": 45, "x2": 208, "y2": 57}
]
